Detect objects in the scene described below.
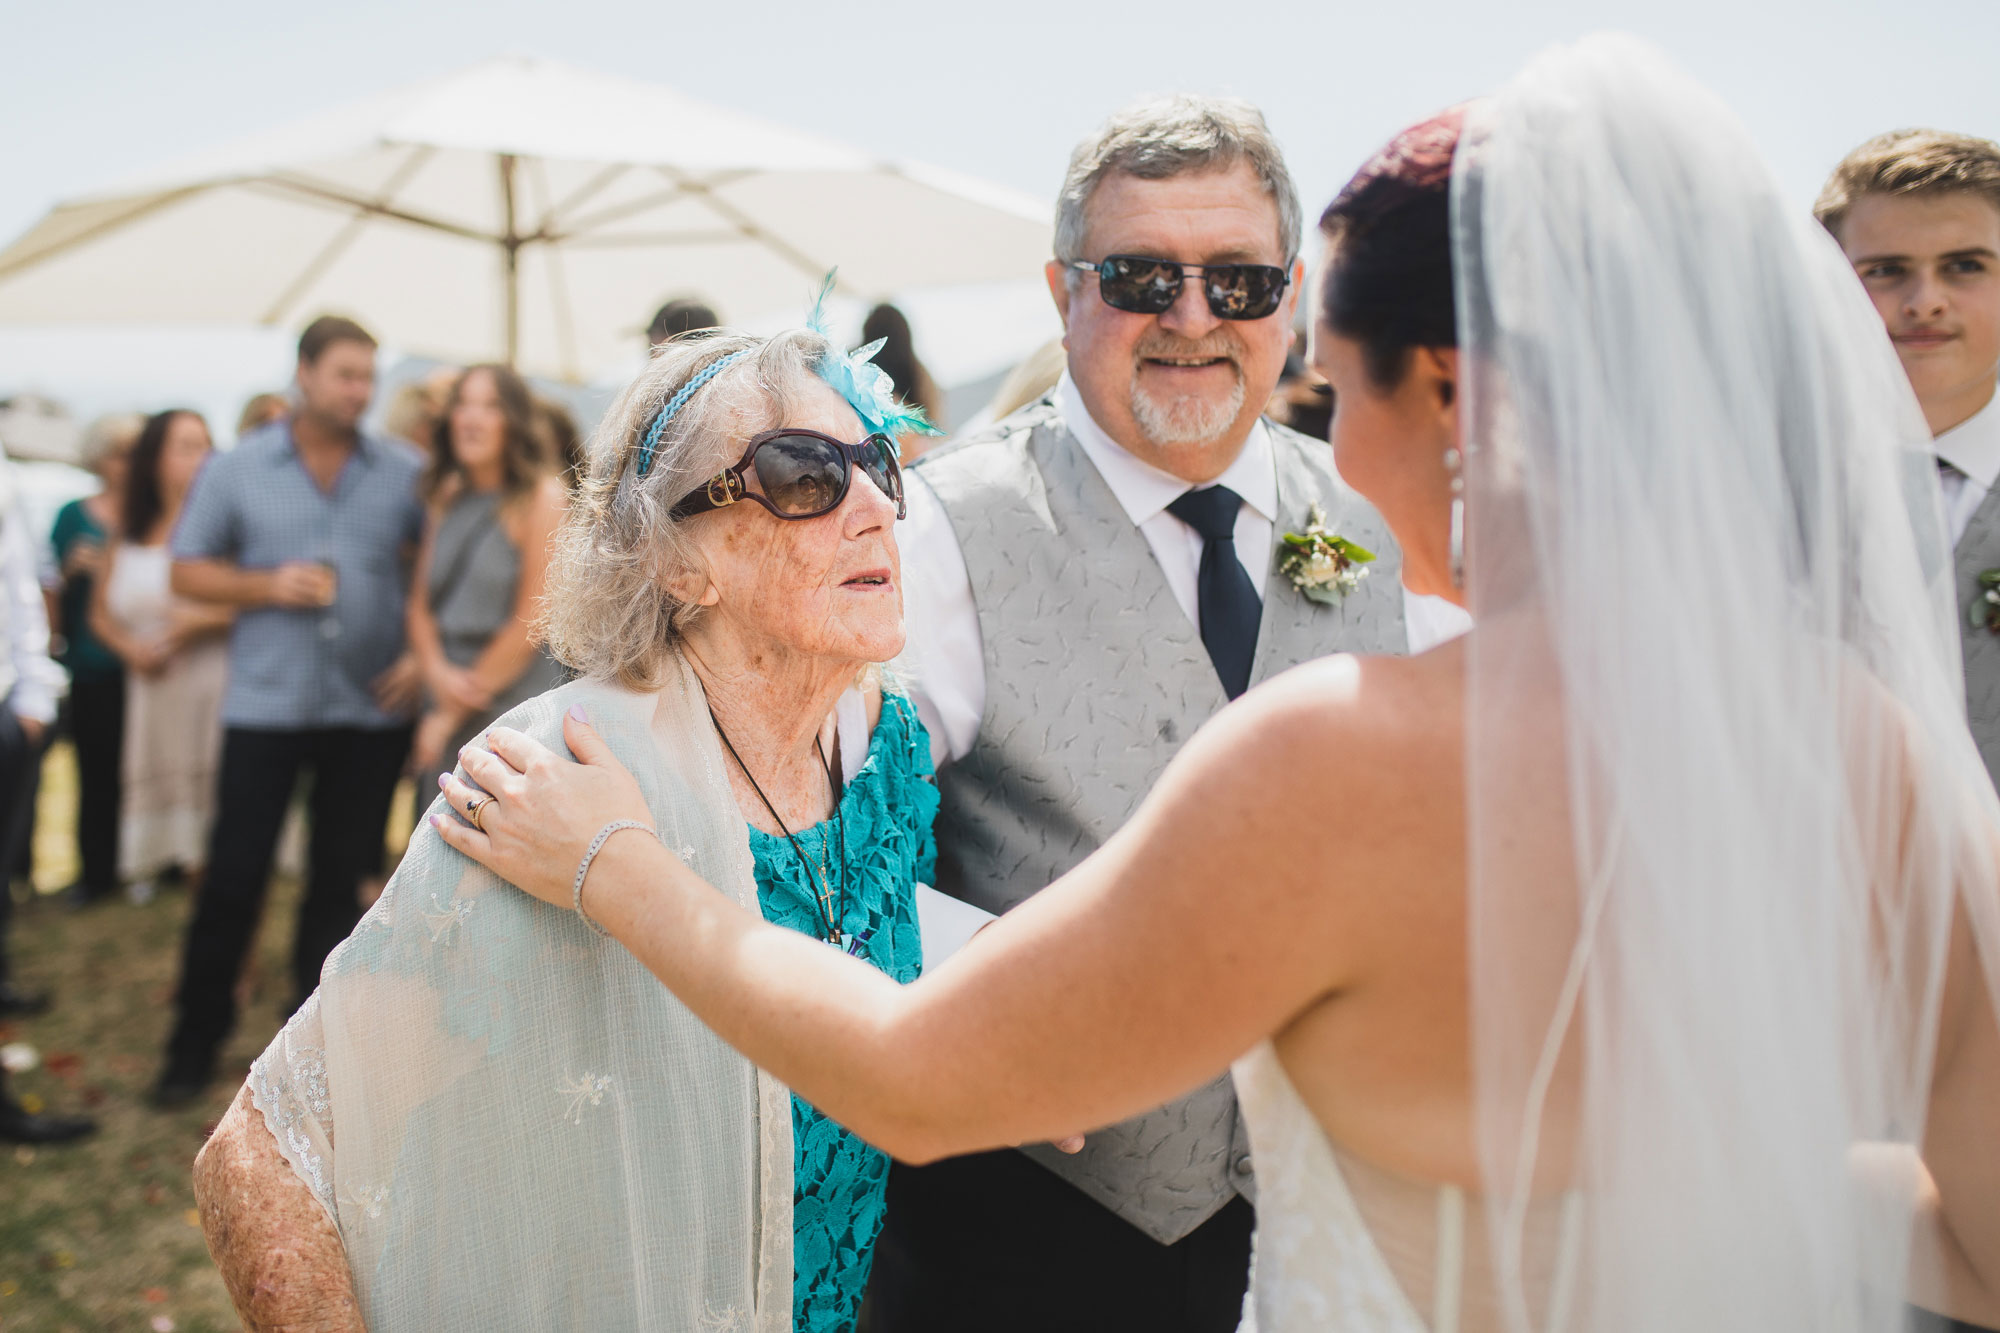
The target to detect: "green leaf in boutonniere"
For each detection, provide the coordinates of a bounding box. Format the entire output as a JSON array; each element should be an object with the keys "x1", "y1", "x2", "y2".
[
  {"x1": 1277, "y1": 502, "x2": 1375, "y2": 606},
  {"x1": 1972, "y1": 569, "x2": 2000, "y2": 633}
]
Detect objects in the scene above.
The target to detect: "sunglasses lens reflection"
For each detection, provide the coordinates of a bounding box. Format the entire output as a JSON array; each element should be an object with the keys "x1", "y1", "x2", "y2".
[
  {"x1": 1094, "y1": 256, "x2": 1287, "y2": 320},
  {"x1": 1206, "y1": 266, "x2": 1288, "y2": 319},
  {"x1": 754, "y1": 434, "x2": 845, "y2": 515},
  {"x1": 859, "y1": 436, "x2": 901, "y2": 501},
  {"x1": 1098, "y1": 257, "x2": 1182, "y2": 315}
]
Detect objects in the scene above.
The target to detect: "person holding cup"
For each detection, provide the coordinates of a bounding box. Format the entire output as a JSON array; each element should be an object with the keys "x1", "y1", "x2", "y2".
[{"x1": 153, "y1": 315, "x2": 426, "y2": 1108}]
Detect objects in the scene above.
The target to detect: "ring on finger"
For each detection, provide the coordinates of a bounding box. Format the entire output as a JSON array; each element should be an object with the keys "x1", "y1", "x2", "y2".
[{"x1": 465, "y1": 792, "x2": 497, "y2": 833}]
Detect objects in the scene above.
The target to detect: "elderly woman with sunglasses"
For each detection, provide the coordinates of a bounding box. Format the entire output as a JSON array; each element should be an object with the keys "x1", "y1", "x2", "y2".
[{"x1": 192, "y1": 327, "x2": 942, "y2": 1333}]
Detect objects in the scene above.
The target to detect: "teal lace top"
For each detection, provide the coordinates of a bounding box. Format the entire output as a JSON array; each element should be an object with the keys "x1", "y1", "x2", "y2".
[{"x1": 747, "y1": 690, "x2": 936, "y2": 1333}]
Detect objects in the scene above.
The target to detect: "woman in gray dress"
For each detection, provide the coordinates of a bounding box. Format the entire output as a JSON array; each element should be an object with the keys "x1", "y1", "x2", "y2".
[{"x1": 406, "y1": 364, "x2": 568, "y2": 776}]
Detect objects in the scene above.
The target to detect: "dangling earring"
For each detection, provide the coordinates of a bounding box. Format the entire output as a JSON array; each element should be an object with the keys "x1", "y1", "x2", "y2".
[{"x1": 1443, "y1": 446, "x2": 1466, "y2": 590}]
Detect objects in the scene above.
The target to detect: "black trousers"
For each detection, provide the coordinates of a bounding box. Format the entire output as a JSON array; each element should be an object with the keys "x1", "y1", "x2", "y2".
[
  {"x1": 65, "y1": 672, "x2": 124, "y2": 896},
  {"x1": 866, "y1": 1149, "x2": 1254, "y2": 1333},
  {"x1": 165, "y1": 724, "x2": 410, "y2": 1067}
]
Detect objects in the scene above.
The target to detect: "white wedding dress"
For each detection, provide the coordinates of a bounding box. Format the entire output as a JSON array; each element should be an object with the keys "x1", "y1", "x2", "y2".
[{"x1": 1234, "y1": 1044, "x2": 1580, "y2": 1333}]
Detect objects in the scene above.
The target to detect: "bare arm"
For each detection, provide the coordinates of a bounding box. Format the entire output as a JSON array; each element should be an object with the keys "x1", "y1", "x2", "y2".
[
  {"x1": 193, "y1": 1085, "x2": 365, "y2": 1332},
  {"x1": 168, "y1": 597, "x2": 236, "y2": 640},
  {"x1": 174, "y1": 557, "x2": 331, "y2": 609},
  {"x1": 1911, "y1": 897, "x2": 2000, "y2": 1327},
  {"x1": 435, "y1": 656, "x2": 1416, "y2": 1163},
  {"x1": 406, "y1": 509, "x2": 449, "y2": 693}
]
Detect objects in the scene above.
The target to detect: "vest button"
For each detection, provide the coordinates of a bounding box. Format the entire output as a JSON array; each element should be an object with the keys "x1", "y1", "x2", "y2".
[{"x1": 1233, "y1": 1153, "x2": 1254, "y2": 1176}]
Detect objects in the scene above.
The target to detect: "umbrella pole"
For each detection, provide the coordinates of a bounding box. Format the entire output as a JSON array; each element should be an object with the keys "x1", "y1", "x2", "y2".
[{"x1": 500, "y1": 153, "x2": 519, "y2": 367}]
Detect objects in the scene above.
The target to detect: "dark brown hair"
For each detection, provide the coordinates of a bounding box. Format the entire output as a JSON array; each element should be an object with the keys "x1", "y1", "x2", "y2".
[
  {"x1": 1318, "y1": 107, "x2": 1465, "y2": 390},
  {"x1": 297, "y1": 314, "x2": 378, "y2": 365},
  {"x1": 424, "y1": 363, "x2": 546, "y2": 503},
  {"x1": 860, "y1": 303, "x2": 941, "y2": 419},
  {"x1": 123, "y1": 409, "x2": 204, "y2": 539},
  {"x1": 1814, "y1": 128, "x2": 2000, "y2": 240}
]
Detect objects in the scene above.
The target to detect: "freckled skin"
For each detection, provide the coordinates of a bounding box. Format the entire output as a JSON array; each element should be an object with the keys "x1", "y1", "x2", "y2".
[{"x1": 194, "y1": 1085, "x2": 366, "y2": 1331}]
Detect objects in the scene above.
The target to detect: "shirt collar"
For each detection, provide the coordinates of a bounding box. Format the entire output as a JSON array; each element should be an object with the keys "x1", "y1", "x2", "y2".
[
  {"x1": 1935, "y1": 390, "x2": 2000, "y2": 494},
  {"x1": 274, "y1": 423, "x2": 379, "y2": 466},
  {"x1": 1054, "y1": 372, "x2": 1277, "y2": 526}
]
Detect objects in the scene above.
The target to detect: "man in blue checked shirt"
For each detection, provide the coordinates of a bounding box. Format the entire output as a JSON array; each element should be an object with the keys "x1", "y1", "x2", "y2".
[{"x1": 154, "y1": 315, "x2": 425, "y2": 1108}]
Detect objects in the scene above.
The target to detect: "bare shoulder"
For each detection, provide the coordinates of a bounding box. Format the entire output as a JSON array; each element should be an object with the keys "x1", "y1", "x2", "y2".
[
  {"x1": 1191, "y1": 642, "x2": 1464, "y2": 804},
  {"x1": 1130, "y1": 641, "x2": 1465, "y2": 931},
  {"x1": 194, "y1": 1084, "x2": 363, "y2": 1332}
]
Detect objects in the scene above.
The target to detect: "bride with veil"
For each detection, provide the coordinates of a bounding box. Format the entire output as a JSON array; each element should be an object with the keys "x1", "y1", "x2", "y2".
[{"x1": 440, "y1": 37, "x2": 2000, "y2": 1332}]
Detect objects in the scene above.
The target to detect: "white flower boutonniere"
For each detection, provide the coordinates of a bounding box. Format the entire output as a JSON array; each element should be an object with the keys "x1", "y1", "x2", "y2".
[
  {"x1": 1278, "y1": 503, "x2": 1375, "y2": 605},
  {"x1": 1972, "y1": 569, "x2": 2000, "y2": 634}
]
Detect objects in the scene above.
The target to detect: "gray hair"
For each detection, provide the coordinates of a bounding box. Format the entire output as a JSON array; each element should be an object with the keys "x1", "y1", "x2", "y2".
[
  {"x1": 539, "y1": 328, "x2": 835, "y2": 688},
  {"x1": 1053, "y1": 94, "x2": 1303, "y2": 269}
]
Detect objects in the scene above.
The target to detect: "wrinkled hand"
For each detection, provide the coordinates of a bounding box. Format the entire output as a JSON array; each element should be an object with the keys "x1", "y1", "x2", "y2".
[
  {"x1": 269, "y1": 561, "x2": 336, "y2": 609},
  {"x1": 371, "y1": 653, "x2": 423, "y2": 714},
  {"x1": 430, "y1": 706, "x2": 651, "y2": 907}
]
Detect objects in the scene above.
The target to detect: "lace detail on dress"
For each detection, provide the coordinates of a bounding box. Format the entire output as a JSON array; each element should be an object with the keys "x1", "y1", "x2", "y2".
[
  {"x1": 747, "y1": 690, "x2": 935, "y2": 1333},
  {"x1": 247, "y1": 992, "x2": 340, "y2": 1227},
  {"x1": 1232, "y1": 1041, "x2": 1433, "y2": 1333}
]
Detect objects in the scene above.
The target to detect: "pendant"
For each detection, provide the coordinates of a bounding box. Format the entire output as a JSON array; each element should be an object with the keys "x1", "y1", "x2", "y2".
[{"x1": 827, "y1": 929, "x2": 845, "y2": 951}]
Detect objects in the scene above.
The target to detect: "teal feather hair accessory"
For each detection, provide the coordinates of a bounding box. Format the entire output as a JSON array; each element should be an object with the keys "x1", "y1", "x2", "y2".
[
  {"x1": 636, "y1": 348, "x2": 753, "y2": 478},
  {"x1": 805, "y1": 272, "x2": 943, "y2": 440}
]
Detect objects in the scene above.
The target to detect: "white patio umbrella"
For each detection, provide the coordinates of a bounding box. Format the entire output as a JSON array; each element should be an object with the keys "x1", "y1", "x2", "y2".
[{"x1": 0, "y1": 56, "x2": 1054, "y2": 383}]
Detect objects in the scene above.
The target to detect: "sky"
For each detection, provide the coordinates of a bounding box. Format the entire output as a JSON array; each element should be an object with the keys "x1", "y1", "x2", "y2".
[{"x1": 2, "y1": 0, "x2": 1997, "y2": 437}]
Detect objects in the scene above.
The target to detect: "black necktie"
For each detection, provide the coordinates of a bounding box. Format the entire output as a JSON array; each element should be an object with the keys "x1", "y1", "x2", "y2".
[{"x1": 1166, "y1": 484, "x2": 1261, "y2": 700}]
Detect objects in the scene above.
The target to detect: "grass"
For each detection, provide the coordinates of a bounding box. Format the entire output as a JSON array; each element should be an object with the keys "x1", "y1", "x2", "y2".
[{"x1": 0, "y1": 741, "x2": 413, "y2": 1333}]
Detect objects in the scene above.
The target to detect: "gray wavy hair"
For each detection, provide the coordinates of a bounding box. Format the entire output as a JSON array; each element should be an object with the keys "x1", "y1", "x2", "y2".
[
  {"x1": 1053, "y1": 94, "x2": 1303, "y2": 269},
  {"x1": 539, "y1": 328, "x2": 836, "y2": 688}
]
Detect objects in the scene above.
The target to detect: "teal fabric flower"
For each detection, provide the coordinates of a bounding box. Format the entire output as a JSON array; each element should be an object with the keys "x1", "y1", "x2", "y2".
[{"x1": 807, "y1": 272, "x2": 944, "y2": 442}]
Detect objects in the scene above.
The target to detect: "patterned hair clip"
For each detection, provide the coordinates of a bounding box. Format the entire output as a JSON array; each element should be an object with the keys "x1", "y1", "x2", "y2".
[{"x1": 636, "y1": 349, "x2": 754, "y2": 479}]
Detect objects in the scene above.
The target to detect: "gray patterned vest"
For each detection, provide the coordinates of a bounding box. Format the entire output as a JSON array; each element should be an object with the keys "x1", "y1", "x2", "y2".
[
  {"x1": 1955, "y1": 481, "x2": 2000, "y2": 789},
  {"x1": 914, "y1": 396, "x2": 1407, "y2": 1243}
]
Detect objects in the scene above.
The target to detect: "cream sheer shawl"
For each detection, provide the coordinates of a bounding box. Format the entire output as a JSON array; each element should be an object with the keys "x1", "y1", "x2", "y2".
[{"x1": 249, "y1": 656, "x2": 793, "y2": 1331}]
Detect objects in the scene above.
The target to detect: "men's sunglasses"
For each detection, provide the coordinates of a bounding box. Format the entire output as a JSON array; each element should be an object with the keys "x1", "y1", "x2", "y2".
[
  {"x1": 669, "y1": 428, "x2": 906, "y2": 522},
  {"x1": 1069, "y1": 254, "x2": 1291, "y2": 321}
]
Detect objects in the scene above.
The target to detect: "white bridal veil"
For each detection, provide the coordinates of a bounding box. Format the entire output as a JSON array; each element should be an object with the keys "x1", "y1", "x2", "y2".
[
  {"x1": 250, "y1": 658, "x2": 793, "y2": 1330},
  {"x1": 1460, "y1": 37, "x2": 2000, "y2": 1333}
]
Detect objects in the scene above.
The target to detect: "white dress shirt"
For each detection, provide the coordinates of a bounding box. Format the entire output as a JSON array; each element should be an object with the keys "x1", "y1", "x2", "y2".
[
  {"x1": 1936, "y1": 391, "x2": 2000, "y2": 548},
  {"x1": 0, "y1": 453, "x2": 65, "y2": 725}
]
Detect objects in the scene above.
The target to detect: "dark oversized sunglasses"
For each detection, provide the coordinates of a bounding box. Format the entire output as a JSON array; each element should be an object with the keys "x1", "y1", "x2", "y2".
[
  {"x1": 669, "y1": 428, "x2": 906, "y2": 522},
  {"x1": 1069, "y1": 254, "x2": 1291, "y2": 321}
]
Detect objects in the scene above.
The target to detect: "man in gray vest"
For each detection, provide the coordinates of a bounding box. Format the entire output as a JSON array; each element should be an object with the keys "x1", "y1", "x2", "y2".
[
  {"x1": 876, "y1": 96, "x2": 1406, "y2": 1331},
  {"x1": 1818, "y1": 130, "x2": 2000, "y2": 786}
]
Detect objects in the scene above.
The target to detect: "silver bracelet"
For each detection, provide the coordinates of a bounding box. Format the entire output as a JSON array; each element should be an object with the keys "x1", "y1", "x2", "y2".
[{"x1": 573, "y1": 820, "x2": 655, "y2": 937}]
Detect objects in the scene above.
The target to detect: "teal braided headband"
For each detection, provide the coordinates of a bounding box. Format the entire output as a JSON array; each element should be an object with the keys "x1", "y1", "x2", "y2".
[
  {"x1": 635, "y1": 349, "x2": 753, "y2": 479},
  {"x1": 634, "y1": 272, "x2": 941, "y2": 481}
]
